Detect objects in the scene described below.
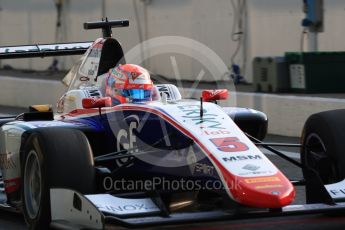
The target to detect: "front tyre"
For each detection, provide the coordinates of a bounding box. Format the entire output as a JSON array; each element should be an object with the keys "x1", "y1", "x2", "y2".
[
  {"x1": 301, "y1": 109, "x2": 345, "y2": 203},
  {"x1": 23, "y1": 149, "x2": 45, "y2": 226},
  {"x1": 21, "y1": 128, "x2": 95, "y2": 229}
]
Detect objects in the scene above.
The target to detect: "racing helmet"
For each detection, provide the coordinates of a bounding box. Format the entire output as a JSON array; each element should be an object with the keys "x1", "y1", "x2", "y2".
[{"x1": 106, "y1": 64, "x2": 154, "y2": 104}]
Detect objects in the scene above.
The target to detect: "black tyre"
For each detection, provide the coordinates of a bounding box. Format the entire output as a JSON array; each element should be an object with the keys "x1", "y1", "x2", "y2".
[
  {"x1": 301, "y1": 109, "x2": 345, "y2": 203},
  {"x1": 21, "y1": 128, "x2": 95, "y2": 230}
]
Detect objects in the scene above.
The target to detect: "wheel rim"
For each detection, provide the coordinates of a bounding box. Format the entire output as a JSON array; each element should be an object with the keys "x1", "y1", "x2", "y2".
[
  {"x1": 24, "y1": 150, "x2": 42, "y2": 219},
  {"x1": 304, "y1": 133, "x2": 339, "y2": 184}
]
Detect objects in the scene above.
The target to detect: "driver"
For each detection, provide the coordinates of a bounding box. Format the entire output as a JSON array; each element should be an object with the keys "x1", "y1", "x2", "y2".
[{"x1": 103, "y1": 64, "x2": 155, "y2": 105}]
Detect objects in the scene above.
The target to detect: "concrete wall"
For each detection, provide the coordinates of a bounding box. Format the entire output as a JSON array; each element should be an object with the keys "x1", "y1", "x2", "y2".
[
  {"x1": 0, "y1": 76, "x2": 66, "y2": 108},
  {"x1": 1, "y1": 0, "x2": 345, "y2": 82},
  {"x1": 236, "y1": 92, "x2": 345, "y2": 137}
]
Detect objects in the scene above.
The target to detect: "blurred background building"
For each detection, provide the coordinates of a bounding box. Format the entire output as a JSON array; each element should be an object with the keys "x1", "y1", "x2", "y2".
[{"x1": 0, "y1": 0, "x2": 344, "y2": 83}]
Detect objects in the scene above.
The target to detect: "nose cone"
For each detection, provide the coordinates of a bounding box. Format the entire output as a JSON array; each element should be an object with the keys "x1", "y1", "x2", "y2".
[{"x1": 224, "y1": 171, "x2": 296, "y2": 208}]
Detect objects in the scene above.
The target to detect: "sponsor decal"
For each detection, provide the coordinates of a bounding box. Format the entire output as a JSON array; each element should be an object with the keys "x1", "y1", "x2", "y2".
[
  {"x1": 0, "y1": 43, "x2": 90, "y2": 54},
  {"x1": 255, "y1": 184, "x2": 283, "y2": 189},
  {"x1": 211, "y1": 137, "x2": 249, "y2": 152},
  {"x1": 79, "y1": 76, "x2": 90, "y2": 82},
  {"x1": 117, "y1": 115, "x2": 139, "y2": 151},
  {"x1": 115, "y1": 115, "x2": 140, "y2": 167},
  {"x1": 238, "y1": 170, "x2": 275, "y2": 176},
  {"x1": 88, "y1": 48, "x2": 101, "y2": 58},
  {"x1": 244, "y1": 177, "x2": 281, "y2": 184},
  {"x1": 96, "y1": 203, "x2": 156, "y2": 213},
  {"x1": 87, "y1": 89, "x2": 101, "y2": 98},
  {"x1": 87, "y1": 195, "x2": 160, "y2": 216},
  {"x1": 203, "y1": 129, "x2": 230, "y2": 135},
  {"x1": 222, "y1": 155, "x2": 262, "y2": 162},
  {"x1": 156, "y1": 85, "x2": 172, "y2": 100},
  {"x1": 88, "y1": 70, "x2": 95, "y2": 76},
  {"x1": 329, "y1": 189, "x2": 345, "y2": 196},
  {"x1": 178, "y1": 105, "x2": 224, "y2": 129},
  {"x1": 242, "y1": 164, "x2": 260, "y2": 171}
]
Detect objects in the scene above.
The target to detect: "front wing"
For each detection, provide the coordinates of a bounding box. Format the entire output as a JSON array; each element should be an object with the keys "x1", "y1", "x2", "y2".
[{"x1": 49, "y1": 188, "x2": 345, "y2": 229}]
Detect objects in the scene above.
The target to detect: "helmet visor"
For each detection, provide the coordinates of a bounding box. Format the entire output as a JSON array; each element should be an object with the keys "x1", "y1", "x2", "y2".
[{"x1": 121, "y1": 89, "x2": 152, "y2": 101}]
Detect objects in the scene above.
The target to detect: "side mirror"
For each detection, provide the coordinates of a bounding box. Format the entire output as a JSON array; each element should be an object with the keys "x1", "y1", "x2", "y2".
[
  {"x1": 202, "y1": 89, "x2": 228, "y2": 102},
  {"x1": 82, "y1": 97, "x2": 112, "y2": 109}
]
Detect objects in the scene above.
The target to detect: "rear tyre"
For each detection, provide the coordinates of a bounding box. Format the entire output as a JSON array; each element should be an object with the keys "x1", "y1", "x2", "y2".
[
  {"x1": 21, "y1": 128, "x2": 95, "y2": 229},
  {"x1": 301, "y1": 110, "x2": 345, "y2": 203}
]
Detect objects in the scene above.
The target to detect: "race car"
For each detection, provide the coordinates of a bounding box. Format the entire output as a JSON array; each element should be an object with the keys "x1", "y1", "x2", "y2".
[{"x1": 0, "y1": 19, "x2": 345, "y2": 230}]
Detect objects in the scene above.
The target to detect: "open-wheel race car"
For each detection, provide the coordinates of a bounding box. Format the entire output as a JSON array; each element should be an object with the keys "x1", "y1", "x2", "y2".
[{"x1": 1, "y1": 19, "x2": 345, "y2": 229}]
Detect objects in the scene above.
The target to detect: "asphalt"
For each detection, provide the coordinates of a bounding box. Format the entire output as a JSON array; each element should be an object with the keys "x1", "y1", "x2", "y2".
[{"x1": 0, "y1": 107, "x2": 344, "y2": 230}]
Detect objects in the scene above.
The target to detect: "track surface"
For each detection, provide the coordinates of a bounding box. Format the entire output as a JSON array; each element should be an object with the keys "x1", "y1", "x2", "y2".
[{"x1": 0, "y1": 107, "x2": 345, "y2": 230}]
